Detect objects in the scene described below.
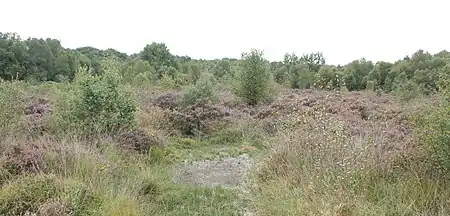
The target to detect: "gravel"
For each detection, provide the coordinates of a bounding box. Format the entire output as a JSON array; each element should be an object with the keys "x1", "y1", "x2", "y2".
[{"x1": 172, "y1": 154, "x2": 253, "y2": 188}]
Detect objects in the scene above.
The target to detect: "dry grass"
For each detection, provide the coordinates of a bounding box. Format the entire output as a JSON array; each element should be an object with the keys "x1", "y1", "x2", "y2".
[
  {"x1": 0, "y1": 81, "x2": 243, "y2": 215},
  {"x1": 247, "y1": 93, "x2": 450, "y2": 216},
  {"x1": 1, "y1": 80, "x2": 448, "y2": 216}
]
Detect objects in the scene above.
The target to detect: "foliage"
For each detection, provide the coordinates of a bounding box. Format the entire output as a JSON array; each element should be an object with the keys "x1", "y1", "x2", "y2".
[
  {"x1": 299, "y1": 52, "x2": 326, "y2": 72},
  {"x1": 139, "y1": 42, "x2": 177, "y2": 75},
  {"x1": 343, "y1": 59, "x2": 374, "y2": 91},
  {"x1": 237, "y1": 49, "x2": 274, "y2": 105},
  {"x1": 289, "y1": 64, "x2": 313, "y2": 89},
  {"x1": 182, "y1": 73, "x2": 218, "y2": 106},
  {"x1": 208, "y1": 59, "x2": 231, "y2": 78},
  {"x1": 412, "y1": 68, "x2": 450, "y2": 172},
  {"x1": 121, "y1": 58, "x2": 155, "y2": 85},
  {"x1": 273, "y1": 66, "x2": 289, "y2": 84},
  {"x1": 2, "y1": 32, "x2": 450, "y2": 96},
  {"x1": 314, "y1": 65, "x2": 344, "y2": 90},
  {"x1": 0, "y1": 80, "x2": 26, "y2": 135},
  {"x1": 53, "y1": 61, "x2": 138, "y2": 136},
  {"x1": 0, "y1": 174, "x2": 63, "y2": 215}
]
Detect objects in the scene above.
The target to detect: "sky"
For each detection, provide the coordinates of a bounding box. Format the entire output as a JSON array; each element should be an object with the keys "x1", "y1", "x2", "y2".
[{"x1": 1, "y1": 0, "x2": 449, "y2": 65}]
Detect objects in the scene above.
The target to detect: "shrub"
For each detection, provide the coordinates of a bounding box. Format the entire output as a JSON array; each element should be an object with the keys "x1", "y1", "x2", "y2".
[
  {"x1": 117, "y1": 129, "x2": 165, "y2": 154},
  {"x1": 289, "y1": 64, "x2": 314, "y2": 89},
  {"x1": 236, "y1": 49, "x2": 274, "y2": 105},
  {"x1": 0, "y1": 80, "x2": 26, "y2": 135},
  {"x1": 166, "y1": 101, "x2": 227, "y2": 136},
  {"x1": 182, "y1": 73, "x2": 218, "y2": 106},
  {"x1": 273, "y1": 66, "x2": 289, "y2": 85},
  {"x1": 412, "y1": 69, "x2": 450, "y2": 172},
  {"x1": 4, "y1": 144, "x2": 46, "y2": 175},
  {"x1": 394, "y1": 79, "x2": 423, "y2": 102},
  {"x1": 152, "y1": 91, "x2": 181, "y2": 110},
  {"x1": 52, "y1": 64, "x2": 138, "y2": 136},
  {"x1": 314, "y1": 65, "x2": 344, "y2": 90},
  {"x1": 159, "y1": 72, "x2": 179, "y2": 90}
]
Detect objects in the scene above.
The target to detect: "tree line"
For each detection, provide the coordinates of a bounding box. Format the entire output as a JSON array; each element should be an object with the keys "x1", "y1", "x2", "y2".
[{"x1": 1, "y1": 32, "x2": 449, "y2": 96}]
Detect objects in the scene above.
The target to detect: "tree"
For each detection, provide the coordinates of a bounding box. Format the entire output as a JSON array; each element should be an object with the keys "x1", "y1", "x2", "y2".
[
  {"x1": 121, "y1": 58, "x2": 155, "y2": 84},
  {"x1": 139, "y1": 42, "x2": 177, "y2": 76},
  {"x1": 237, "y1": 49, "x2": 274, "y2": 105},
  {"x1": 367, "y1": 61, "x2": 393, "y2": 91},
  {"x1": 290, "y1": 64, "x2": 313, "y2": 89},
  {"x1": 0, "y1": 32, "x2": 28, "y2": 80},
  {"x1": 300, "y1": 52, "x2": 326, "y2": 73},
  {"x1": 343, "y1": 58, "x2": 374, "y2": 91},
  {"x1": 314, "y1": 65, "x2": 344, "y2": 90}
]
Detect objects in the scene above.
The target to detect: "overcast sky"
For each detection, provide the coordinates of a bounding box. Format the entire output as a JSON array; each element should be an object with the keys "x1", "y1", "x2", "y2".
[{"x1": 1, "y1": 0, "x2": 449, "y2": 64}]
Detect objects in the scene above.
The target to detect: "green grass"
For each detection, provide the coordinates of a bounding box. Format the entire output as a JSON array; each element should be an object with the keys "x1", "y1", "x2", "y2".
[
  {"x1": 1, "y1": 79, "x2": 449, "y2": 216},
  {"x1": 0, "y1": 137, "x2": 243, "y2": 215}
]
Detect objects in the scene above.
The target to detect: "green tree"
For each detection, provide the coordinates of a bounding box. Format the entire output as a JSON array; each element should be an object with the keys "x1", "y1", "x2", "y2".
[
  {"x1": 290, "y1": 64, "x2": 313, "y2": 89},
  {"x1": 274, "y1": 66, "x2": 289, "y2": 85},
  {"x1": 367, "y1": 61, "x2": 393, "y2": 91},
  {"x1": 121, "y1": 58, "x2": 155, "y2": 84},
  {"x1": 237, "y1": 49, "x2": 274, "y2": 105},
  {"x1": 300, "y1": 52, "x2": 326, "y2": 72},
  {"x1": 65, "y1": 61, "x2": 138, "y2": 136},
  {"x1": 343, "y1": 58, "x2": 374, "y2": 91},
  {"x1": 140, "y1": 42, "x2": 177, "y2": 75},
  {"x1": 0, "y1": 32, "x2": 28, "y2": 80},
  {"x1": 314, "y1": 65, "x2": 344, "y2": 90},
  {"x1": 182, "y1": 72, "x2": 218, "y2": 106}
]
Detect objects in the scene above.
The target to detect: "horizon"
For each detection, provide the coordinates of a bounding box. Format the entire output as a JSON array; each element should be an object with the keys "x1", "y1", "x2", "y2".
[{"x1": 2, "y1": 0, "x2": 450, "y2": 65}]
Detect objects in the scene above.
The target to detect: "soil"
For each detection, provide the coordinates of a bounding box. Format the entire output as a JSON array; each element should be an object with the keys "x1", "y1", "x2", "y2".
[{"x1": 172, "y1": 153, "x2": 253, "y2": 188}]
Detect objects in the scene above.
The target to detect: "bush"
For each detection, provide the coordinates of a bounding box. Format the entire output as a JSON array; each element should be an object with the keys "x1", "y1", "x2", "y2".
[
  {"x1": 412, "y1": 70, "x2": 450, "y2": 172},
  {"x1": 0, "y1": 80, "x2": 26, "y2": 135},
  {"x1": 159, "y1": 72, "x2": 179, "y2": 90},
  {"x1": 166, "y1": 101, "x2": 227, "y2": 136},
  {"x1": 51, "y1": 64, "x2": 138, "y2": 136},
  {"x1": 236, "y1": 49, "x2": 275, "y2": 105},
  {"x1": 289, "y1": 64, "x2": 314, "y2": 89},
  {"x1": 182, "y1": 73, "x2": 218, "y2": 106},
  {"x1": 394, "y1": 79, "x2": 423, "y2": 102},
  {"x1": 314, "y1": 65, "x2": 344, "y2": 90}
]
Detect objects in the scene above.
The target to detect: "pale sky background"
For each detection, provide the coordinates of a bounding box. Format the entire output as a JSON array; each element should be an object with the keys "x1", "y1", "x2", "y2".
[{"x1": 1, "y1": 0, "x2": 449, "y2": 65}]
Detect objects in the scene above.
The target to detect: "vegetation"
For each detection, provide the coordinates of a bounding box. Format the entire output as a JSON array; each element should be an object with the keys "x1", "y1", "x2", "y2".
[
  {"x1": 237, "y1": 49, "x2": 275, "y2": 105},
  {"x1": 0, "y1": 31, "x2": 449, "y2": 215}
]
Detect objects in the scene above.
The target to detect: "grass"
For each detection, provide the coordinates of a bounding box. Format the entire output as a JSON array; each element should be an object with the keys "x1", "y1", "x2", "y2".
[
  {"x1": 0, "y1": 136, "x2": 243, "y2": 215},
  {"x1": 1, "y1": 79, "x2": 449, "y2": 216},
  {"x1": 247, "y1": 102, "x2": 450, "y2": 216}
]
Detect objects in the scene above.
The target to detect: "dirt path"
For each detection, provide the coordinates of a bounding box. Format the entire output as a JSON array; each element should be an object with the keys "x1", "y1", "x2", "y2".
[
  {"x1": 172, "y1": 153, "x2": 253, "y2": 188},
  {"x1": 172, "y1": 153, "x2": 256, "y2": 215}
]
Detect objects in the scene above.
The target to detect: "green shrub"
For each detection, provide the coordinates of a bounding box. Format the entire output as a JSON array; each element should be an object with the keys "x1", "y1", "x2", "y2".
[
  {"x1": 394, "y1": 79, "x2": 423, "y2": 102},
  {"x1": 182, "y1": 73, "x2": 218, "y2": 106},
  {"x1": 366, "y1": 80, "x2": 376, "y2": 91},
  {"x1": 236, "y1": 49, "x2": 274, "y2": 105},
  {"x1": 51, "y1": 64, "x2": 138, "y2": 136},
  {"x1": 159, "y1": 72, "x2": 180, "y2": 90},
  {"x1": 132, "y1": 72, "x2": 151, "y2": 87},
  {"x1": 0, "y1": 80, "x2": 26, "y2": 135},
  {"x1": 412, "y1": 69, "x2": 450, "y2": 172},
  {"x1": 313, "y1": 65, "x2": 345, "y2": 90},
  {"x1": 273, "y1": 66, "x2": 289, "y2": 85},
  {"x1": 289, "y1": 64, "x2": 314, "y2": 89}
]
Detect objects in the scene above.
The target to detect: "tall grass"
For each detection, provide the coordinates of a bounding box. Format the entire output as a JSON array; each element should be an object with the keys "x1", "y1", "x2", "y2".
[
  {"x1": 0, "y1": 78, "x2": 242, "y2": 215},
  {"x1": 248, "y1": 105, "x2": 449, "y2": 216}
]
